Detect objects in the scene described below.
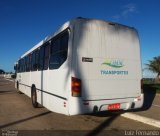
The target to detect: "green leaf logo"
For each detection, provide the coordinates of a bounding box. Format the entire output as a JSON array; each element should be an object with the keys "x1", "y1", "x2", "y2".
[{"x1": 102, "y1": 59, "x2": 124, "y2": 68}]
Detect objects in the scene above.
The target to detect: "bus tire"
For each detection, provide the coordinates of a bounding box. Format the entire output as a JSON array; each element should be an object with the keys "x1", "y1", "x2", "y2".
[{"x1": 31, "y1": 86, "x2": 38, "y2": 108}]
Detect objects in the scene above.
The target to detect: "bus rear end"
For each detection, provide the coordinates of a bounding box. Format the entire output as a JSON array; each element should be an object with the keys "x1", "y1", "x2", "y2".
[{"x1": 69, "y1": 19, "x2": 143, "y2": 115}]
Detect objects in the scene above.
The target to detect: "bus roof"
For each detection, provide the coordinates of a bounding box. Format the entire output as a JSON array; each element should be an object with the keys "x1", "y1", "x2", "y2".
[{"x1": 20, "y1": 17, "x2": 135, "y2": 59}]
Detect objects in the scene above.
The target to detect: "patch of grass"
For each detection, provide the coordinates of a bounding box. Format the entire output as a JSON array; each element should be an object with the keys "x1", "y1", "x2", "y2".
[
  {"x1": 143, "y1": 80, "x2": 154, "y2": 84},
  {"x1": 143, "y1": 83, "x2": 160, "y2": 94},
  {"x1": 156, "y1": 90, "x2": 160, "y2": 94},
  {"x1": 153, "y1": 84, "x2": 160, "y2": 93}
]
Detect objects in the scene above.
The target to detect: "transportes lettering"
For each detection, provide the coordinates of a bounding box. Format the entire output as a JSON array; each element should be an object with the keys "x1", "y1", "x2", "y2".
[{"x1": 100, "y1": 70, "x2": 128, "y2": 75}]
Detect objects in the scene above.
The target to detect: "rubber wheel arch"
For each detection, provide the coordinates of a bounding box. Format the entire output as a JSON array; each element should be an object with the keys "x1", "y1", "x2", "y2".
[{"x1": 31, "y1": 86, "x2": 38, "y2": 108}]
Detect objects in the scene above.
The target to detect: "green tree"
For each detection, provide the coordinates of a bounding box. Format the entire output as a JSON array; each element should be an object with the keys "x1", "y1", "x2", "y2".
[{"x1": 146, "y1": 56, "x2": 160, "y2": 82}]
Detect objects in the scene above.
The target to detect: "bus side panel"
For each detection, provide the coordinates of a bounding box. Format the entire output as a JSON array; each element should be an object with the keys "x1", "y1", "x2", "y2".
[
  {"x1": 36, "y1": 29, "x2": 72, "y2": 115},
  {"x1": 45, "y1": 68, "x2": 70, "y2": 115},
  {"x1": 16, "y1": 72, "x2": 31, "y2": 97}
]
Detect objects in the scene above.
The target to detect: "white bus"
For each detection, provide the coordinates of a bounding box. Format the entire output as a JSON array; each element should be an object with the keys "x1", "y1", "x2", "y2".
[{"x1": 15, "y1": 17, "x2": 143, "y2": 115}]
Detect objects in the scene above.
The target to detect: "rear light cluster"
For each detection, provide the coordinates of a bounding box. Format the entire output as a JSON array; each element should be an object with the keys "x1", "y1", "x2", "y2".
[{"x1": 71, "y1": 77, "x2": 81, "y2": 97}]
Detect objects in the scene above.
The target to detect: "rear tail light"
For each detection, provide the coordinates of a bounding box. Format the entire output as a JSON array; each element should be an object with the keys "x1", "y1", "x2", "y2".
[
  {"x1": 71, "y1": 77, "x2": 81, "y2": 97},
  {"x1": 141, "y1": 79, "x2": 143, "y2": 93}
]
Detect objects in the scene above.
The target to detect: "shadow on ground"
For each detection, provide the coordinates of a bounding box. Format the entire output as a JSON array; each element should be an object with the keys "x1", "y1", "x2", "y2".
[
  {"x1": 0, "y1": 111, "x2": 51, "y2": 129},
  {"x1": 84, "y1": 85, "x2": 157, "y2": 136},
  {"x1": 84, "y1": 111, "x2": 122, "y2": 136},
  {"x1": 86, "y1": 114, "x2": 119, "y2": 136},
  {"x1": 0, "y1": 90, "x2": 17, "y2": 95}
]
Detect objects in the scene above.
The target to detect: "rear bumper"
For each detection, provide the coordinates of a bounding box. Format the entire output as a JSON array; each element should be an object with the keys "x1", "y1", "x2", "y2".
[
  {"x1": 132, "y1": 93, "x2": 144, "y2": 109},
  {"x1": 68, "y1": 94, "x2": 144, "y2": 115},
  {"x1": 99, "y1": 94, "x2": 144, "y2": 112}
]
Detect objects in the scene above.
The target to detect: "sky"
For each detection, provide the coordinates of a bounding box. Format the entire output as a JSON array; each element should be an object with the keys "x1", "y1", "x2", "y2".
[{"x1": 0, "y1": 0, "x2": 160, "y2": 77}]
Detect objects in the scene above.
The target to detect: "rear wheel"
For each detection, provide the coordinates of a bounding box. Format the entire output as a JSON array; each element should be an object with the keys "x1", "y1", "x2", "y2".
[{"x1": 31, "y1": 87, "x2": 38, "y2": 108}]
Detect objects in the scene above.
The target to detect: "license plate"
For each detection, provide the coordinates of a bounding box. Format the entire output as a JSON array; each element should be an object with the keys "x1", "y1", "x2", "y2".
[{"x1": 108, "y1": 103, "x2": 120, "y2": 110}]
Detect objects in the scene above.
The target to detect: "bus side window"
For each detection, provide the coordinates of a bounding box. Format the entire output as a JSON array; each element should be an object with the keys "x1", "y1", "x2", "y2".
[
  {"x1": 18, "y1": 60, "x2": 21, "y2": 73},
  {"x1": 29, "y1": 54, "x2": 32, "y2": 71},
  {"x1": 17, "y1": 62, "x2": 19, "y2": 73},
  {"x1": 60, "y1": 32, "x2": 69, "y2": 51},
  {"x1": 35, "y1": 49, "x2": 39, "y2": 70},
  {"x1": 25, "y1": 57, "x2": 27, "y2": 72},
  {"x1": 49, "y1": 30, "x2": 69, "y2": 69},
  {"x1": 26, "y1": 55, "x2": 30, "y2": 72},
  {"x1": 26, "y1": 56, "x2": 28, "y2": 72},
  {"x1": 43, "y1": 44, "x2": 50, "y2": 70},
  {"x1": 49, "y1": 38, "x2": 60, "y2": 69},
  {"x1": 31, "y1": 51, "x2": 36, "y2": 71},
  {"x1": 19, "y1": 59, "x2": 21, "y2": 73},
  {"x1": 60, "y1": 31, "x2": 69, "y2": 61},
  {"x1": 21, "y1": 58, "x2": 24, "y2": 72},
  {"x1": 20, "y1": 59, "x2": 23, "y2": 73},
  {"x1": 22, "y1": 58, "x2": 25, "y2": 72},
  {"x1": 38, "y1": 46, "x2": 44, "y2": 71}
]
